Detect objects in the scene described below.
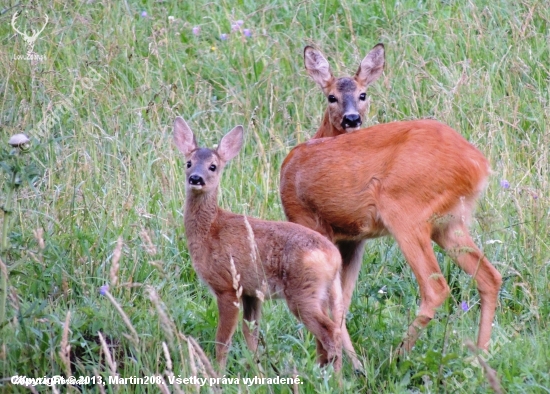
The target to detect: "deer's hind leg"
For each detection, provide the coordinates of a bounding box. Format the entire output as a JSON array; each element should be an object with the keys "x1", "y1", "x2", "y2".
[
  {"x1": 390, "y1": 223, "x2": 451, "y2": 354},
  {"x1": 286, "y1": 279, "x2": 342, "y2": 371},
  {"x1": 293, "y1": 302, "x2": 342, "y2": 371},
  {"x1": 432, "y1": 220, "x2": 502, "y2": 349},
  {"x1": 242, "y1": 294, "x2": 262, "y2": 354},
  {"x1": 296, "y1": 291, "x2": 333, "y2": 367}
]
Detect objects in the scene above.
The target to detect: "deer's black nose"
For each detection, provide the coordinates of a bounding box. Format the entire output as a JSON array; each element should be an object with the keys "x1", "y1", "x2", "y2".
[
  {"x1": 341, "y1": 114, "x2": 362, "y2": 129},
  {"x1": 189, "y1": 175, "x2": 205, "y2": 186}
]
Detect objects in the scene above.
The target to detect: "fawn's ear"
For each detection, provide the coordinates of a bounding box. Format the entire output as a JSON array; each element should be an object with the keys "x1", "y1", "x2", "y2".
[
  {"x1": 173, "y1": 116, "x2": 197, "y2": 157},
  {"x1": 217, "y1": 125, "x2": 244, "y2": 163},
  {"x1": 355, "y1": 43, "x2": 385, "y2": 86},
  {"x1": 304, "y1": 46, "x2": 334, "y2": 89}
]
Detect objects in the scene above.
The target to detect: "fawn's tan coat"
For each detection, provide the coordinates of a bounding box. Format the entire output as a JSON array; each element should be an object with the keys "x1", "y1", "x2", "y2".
[{"x1": 174, "y1": 117, "x2": 357, "y2": 370}]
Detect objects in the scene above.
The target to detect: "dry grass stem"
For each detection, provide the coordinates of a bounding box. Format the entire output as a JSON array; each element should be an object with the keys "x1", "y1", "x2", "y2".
[
  {"x1": 188, "y1": 336, "x2": 218, "y2": 379},
  {"x1": 187, "y1": 338, "x2": 200, "y2": 392},
  {"x1": 0, "y1": 258, "x2": 7, "y2": 281},
  {"x1": 26, "y1": 385, "x2": 39, "y2": 394},
  {"x1": 59, "y1": 310, "x2": 71, "y2": 377},
  {"x1": 98, "y1": 331, "x2": 117, "y2": 377},
  {"x1": 243, "y1": 215, "x2": 260, "y2": 264},
  {"x1": 93, "y1": 368, "x2": 106, "y2": 394},
  {"x1": 103, "y1": 289, "x2": 139, "y2": 345},
  {"x1": 162, "y1": 341, "x2": 172, "y2": 371},
  {"x1": 140, "y1": 227, "x2": 157, "y2": 255},
  {"x1": 33, "y1": 228, "x2": 45, "y2": 250},
  {"x1": 156, "y1": 375, "x2": 170, "y2": 394},
  {"x1": 148, "y1": 284, "x2": 199, "y2": 377},
  {"x1": 229, "y1": 256, "x2": 242, "y2": 308},
  {"x1": 110, "y1": 237, "x2": 123, "y2": 287},
  {"x1": 165, "y1": 369, "x2": 185, "y2": 394},
  {"x1": 465, "y1": 340, "x2": 503, "y2": 394},
  {"x1": 61, "y1": 273, "x2": 69, "y2": 298},
  {"x1": 161, "y1": 340, "x2": 184, "y2": 394},
  {"x1": 292, "y1": 366, "x2": 299, "y2": 394},
  {"x1": 146, "y1": 285, "x2": 176, "y2": 342}
]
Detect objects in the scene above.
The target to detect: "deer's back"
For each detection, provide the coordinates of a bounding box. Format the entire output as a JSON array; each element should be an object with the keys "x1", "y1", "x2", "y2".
[
  {"x1": 188, "y1": 210, "x2": 340, "y2": 298},
  {"x1": 280, "y1": 120, "x2": 490, "y2": 240}
]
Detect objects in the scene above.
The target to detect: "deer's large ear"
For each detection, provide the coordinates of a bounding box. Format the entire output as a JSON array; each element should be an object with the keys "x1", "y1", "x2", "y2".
[
  {"x1": 304, "y1": 46, "x2": 334, "y2": 89},
  {"x1": 173, "y1": 116, "x2": 197, "y2": 157},
  {"x1": 355, "y1": 43, "x2": 385, "y2": 86},
  {"x1": 217, "y1": 125, "x2": 244, "y2": 163}
]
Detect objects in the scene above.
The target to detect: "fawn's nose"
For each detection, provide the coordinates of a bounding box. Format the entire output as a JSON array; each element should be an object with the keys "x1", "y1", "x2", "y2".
[
  {"x1": 341, "y1": 113, "x2": 362, "y2": 129},
  {"x1": 189, "y1": 174, "x2": 205, "y2": 186}
]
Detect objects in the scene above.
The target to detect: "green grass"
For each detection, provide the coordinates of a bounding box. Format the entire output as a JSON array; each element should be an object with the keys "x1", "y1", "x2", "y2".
[{"x1": 1, "y1": 0, "x2": 549, "y2": 392}]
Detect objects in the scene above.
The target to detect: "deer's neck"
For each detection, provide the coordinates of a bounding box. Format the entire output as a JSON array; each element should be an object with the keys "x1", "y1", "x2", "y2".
[
  {"x1": 312, "y1": 109, "x2": 345, "y2": 138},
  {"x1": 184, "y1": 190, "x2": 219, "y2": 243}
]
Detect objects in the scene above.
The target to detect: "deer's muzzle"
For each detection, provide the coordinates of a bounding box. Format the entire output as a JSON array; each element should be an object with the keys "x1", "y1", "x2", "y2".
[{"x1": 188, "y1": 174, "x2": 205, "y2": 186}]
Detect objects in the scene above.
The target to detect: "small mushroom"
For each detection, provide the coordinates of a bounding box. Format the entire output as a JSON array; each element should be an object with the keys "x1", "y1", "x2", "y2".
[{"x1": 8, "y1": 133, "x2": 30, "y2": 148}]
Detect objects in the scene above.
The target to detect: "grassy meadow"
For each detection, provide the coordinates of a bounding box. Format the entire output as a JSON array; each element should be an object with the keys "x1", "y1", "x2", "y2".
[{"x1": 1, "y1": 0, "x2": 549, "y2": 392}]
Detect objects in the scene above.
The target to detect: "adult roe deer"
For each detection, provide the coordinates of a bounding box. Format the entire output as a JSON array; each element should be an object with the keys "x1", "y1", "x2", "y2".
[
  {"x1": 306, "y1": 43, "x2": 385, "y2": 138},
  {"x1": 279, "y1": 45, "x2": 502, "y2": 357},
  {"x1": 174, "y1": 116, "x2": 359, "y2": 371}
]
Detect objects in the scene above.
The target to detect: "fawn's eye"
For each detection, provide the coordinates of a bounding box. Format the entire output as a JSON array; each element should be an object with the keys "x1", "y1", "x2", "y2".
[
  {"x1": 209, "y1": 164, "x2": 217, "y2": 172},
  {"x1": 359, "y1": 93, "x2": 367, "y2": 101},
  {"x1": 186, "y1": 161, "x2": 191, "y2": 168},
  {"x1": 328, "y1": 95, "x2": 337, "y2": 103}
]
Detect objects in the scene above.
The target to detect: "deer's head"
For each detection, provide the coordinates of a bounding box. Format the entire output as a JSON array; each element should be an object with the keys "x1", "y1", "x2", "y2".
[
  {"x1": 173, "y1": 117, "x2": 243, "y2": 195},
  {"x1": 304, "y1": 44, "x2": 385, "y2": 134}
]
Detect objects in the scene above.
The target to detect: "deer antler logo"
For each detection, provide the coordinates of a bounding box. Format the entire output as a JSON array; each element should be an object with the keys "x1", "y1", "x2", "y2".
[{"x1": 11, "y1": 11, "x2": 49, "y2": 57}]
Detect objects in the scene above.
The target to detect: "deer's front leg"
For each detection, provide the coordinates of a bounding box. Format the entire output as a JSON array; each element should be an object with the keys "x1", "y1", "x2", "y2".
[{"x1": 215, "y1": 292, "x2": 240, "y2": 370}]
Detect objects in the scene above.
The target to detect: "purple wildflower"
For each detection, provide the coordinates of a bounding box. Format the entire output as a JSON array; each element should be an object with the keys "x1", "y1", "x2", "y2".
[
  {"x1": 461, "y1": 301, "x2": 469, "y2": 312},
  {"x1": 236, "y1": 20, "x2": 244, "y2": 26},
  {"x1": 220, "y1": 33, "x2": 228, "y2": 41},
  {"x1": 192, "y1": 26, "x2": 200, "y2": 36},
  {"x1": 243, "y1": 29, "x2": 252, "y2": 37},
  {"x1": 99, "y1": 284, "x2": 109, "y2": 296},
  {"x1": 231, "y1": 23, "x2": 240, "y2": 32},
  {"x1": 140, "y1": 11, "x2": 148, "y2": 18},
  {"x1": 500, "y1": 179, "x2": 510, "y2": 189}
]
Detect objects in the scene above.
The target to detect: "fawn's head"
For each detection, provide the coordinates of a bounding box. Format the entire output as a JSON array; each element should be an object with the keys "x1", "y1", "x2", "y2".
[
  {"x1": 173, "y1": 117, "x2": 244, "y2": 194},
  {"x1": 304, "y1": 43, "x2": 385, "y2": 133}
]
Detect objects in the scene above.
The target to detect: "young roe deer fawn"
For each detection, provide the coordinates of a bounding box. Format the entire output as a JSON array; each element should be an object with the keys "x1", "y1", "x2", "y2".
[
  {"x1": 279, "y1": 45, "x2": 502, "y2": 356},
  {"x1": 174, "y1": 116, "x2": 357, "y2": 371}
]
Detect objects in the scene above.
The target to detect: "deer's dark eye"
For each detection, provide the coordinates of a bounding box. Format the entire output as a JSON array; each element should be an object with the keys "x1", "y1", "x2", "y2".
[
  {"x1": 209, "y1": 164, "x2": 217, "y2": 172},
  {"x1": 359, "y1": 93, "x2": 367, "y2": 101},
  {"x1": 186, "y1": 161, "x2": 191, "y2": 168},
  {"x1": 328, "y1": 95, "x2": 337, "y2": 103}
]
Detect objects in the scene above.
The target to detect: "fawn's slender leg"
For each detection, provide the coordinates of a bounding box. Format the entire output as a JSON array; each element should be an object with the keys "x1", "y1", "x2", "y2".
[
  {"x1": 300, "y1": 307, "x2": 342, "y2": 371},
  {"x1": 242, "y1": 295, "x2": 262, "y2": 353},
  {"x1": 289, "y1": 282, "x2": 342, "y2": 372},
  {"x1": 215, "y1": 292, "x2": 240, "y2": 369}
]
